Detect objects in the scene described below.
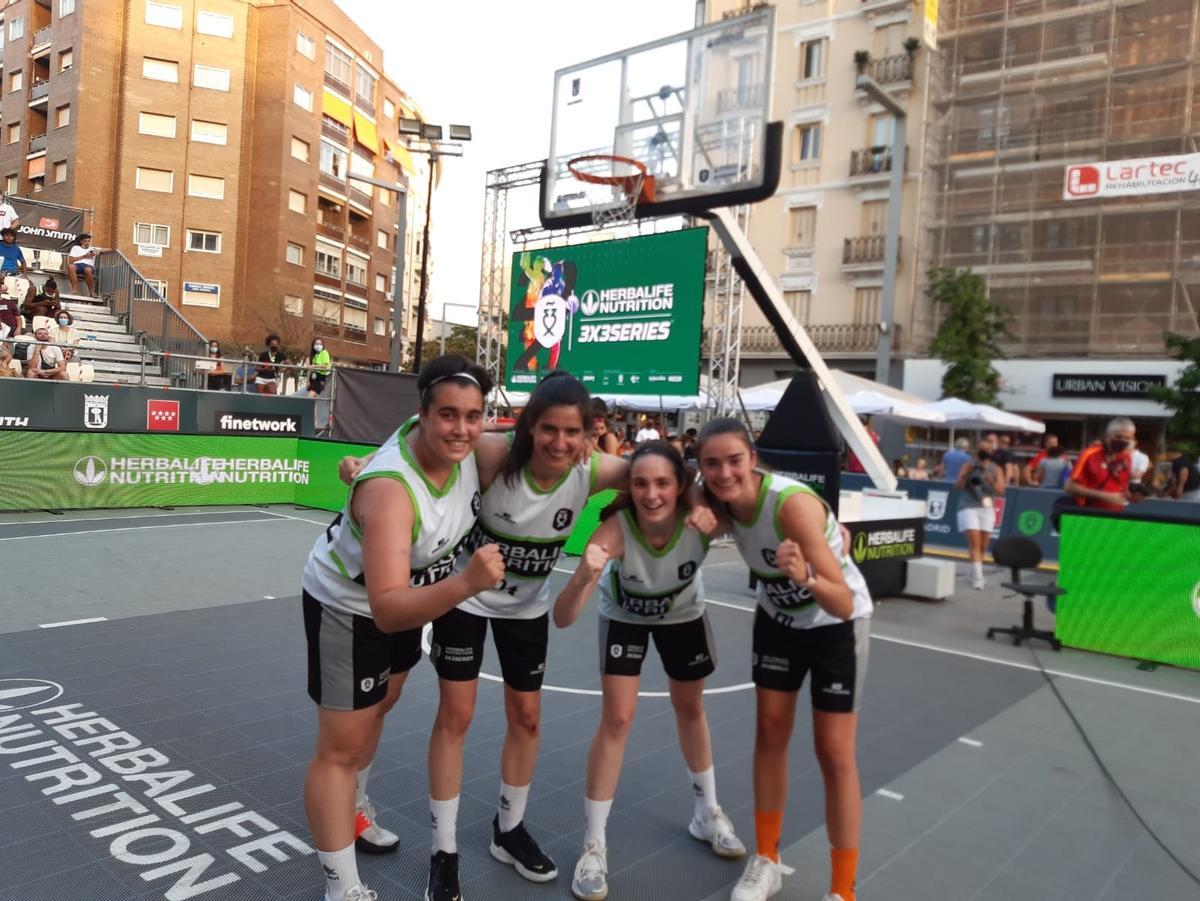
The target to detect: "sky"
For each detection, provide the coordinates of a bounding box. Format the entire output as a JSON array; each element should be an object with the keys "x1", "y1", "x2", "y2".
[{"x1": 334, "y1": 0, "x2": 700, "y2": 326}]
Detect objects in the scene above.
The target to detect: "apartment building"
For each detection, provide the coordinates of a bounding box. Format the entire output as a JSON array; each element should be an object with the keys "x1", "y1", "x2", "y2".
[
  {"x1": 0, "y1": 0, "x2": 434, "y2": 367},
  {"x1": 704, "y1": 0, "x2": 932, "y2": 385}
]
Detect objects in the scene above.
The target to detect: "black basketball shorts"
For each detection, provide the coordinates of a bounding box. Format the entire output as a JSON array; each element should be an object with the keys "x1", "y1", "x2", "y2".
[
  {"x1": 598, "y1": 612, "x2": 717, "y2": 682},
  {"x1": 430, "y1": 606, "x2": 550, "y2": 692},
  {"x1": 751, "y1": 608, "x2": 869, "y2": 713}
]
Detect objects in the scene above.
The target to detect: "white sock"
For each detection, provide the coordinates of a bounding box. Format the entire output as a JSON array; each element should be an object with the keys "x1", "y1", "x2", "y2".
[
  {"x1": 355, "y1": 763, "x2": 372, "y2": 810},
  {"x1": 972, "y1": 561, "x2": 984, "y2": 582},
  {"x1": 430, "y1": 795, "x2": 459, "y2": 854},
  {"x1": 498, "y1": 781, "x2": 529, "y2": 833},
  {"x1": 688, "y1": 766, "x2": 718, "y2": 819},
  {"x1": 584, "y1": 797, "x2": 612, "y2": 848},
  {"x1": 317, "y1": 843, "x2": 359, "y2": 901}
]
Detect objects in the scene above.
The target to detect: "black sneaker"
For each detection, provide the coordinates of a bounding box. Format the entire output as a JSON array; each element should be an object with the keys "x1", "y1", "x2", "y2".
[
  {"x1": 426, "y1": 851, "x2": 462, "y2": 901},
  {"x1": 489, "y1": 815, "x2": 558, "y2": 883}
]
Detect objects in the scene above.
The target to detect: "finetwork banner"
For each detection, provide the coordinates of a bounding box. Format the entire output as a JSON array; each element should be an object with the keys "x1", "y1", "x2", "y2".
[{"x1": 505, "y1": 228, "x2": 706, "y2": 396}]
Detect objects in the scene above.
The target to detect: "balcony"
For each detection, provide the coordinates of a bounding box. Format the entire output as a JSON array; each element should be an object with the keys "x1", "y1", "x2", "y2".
[
  {"x1": 29, "y1": 80, "x2": 50, "y2": 105},
  {"x1": 354, "y1": 93, "x2": 373, "y2": 114},
  {"x1": 314, "y1": 319, "x2": 341, "y2": 337},
  {"x1": 344, "y1": 325, "x2": 367, "y2": 342},
  {"x1": 344, "y1": 280, "x2": 368, "y2": 298},
  {"x1": 319, "y1": 171, "x2": 347, "y2": 196},
  {"x1": 317, "y1": 221, "x2": 345, "y2": 242},
  {"x1": 740, "y1": 323, "x2": 880, "y2": 355},
  {"x1": 323, "y1": 71, "x2": 351, "y2": 97},
  {"x1": 715, "y1": 83, "x2": 765, "y2": 114},
  {"x1": 859, "y1": 0, "x2": 911, "y2": 13},
  {"x1": 348, "y1": 186, "x2": 372, "y2": 210},
  {"x1": 321, "y1": 118, "x2": 349, "y2": 145},
  {"x1": 314, "y1": 271, "x2": 341, "y2": 289},
  {"x1": 843, "y1": 235, "x2": 901, "y2": 269},
  {"x1": 28, "y1": 132, "x2": 46, "y2": 154},
  {"x1": 30, "y1": 26, "x2": 52, "y2": 57},
  {"x1": 848, "y1": 145, "x2": 907, "y2": 180},
  {"x1": 865, "y1": 53, "x2": 913, "y2": 85},
  {"x1": 348, "y1": 232, "x2": 370, "y2": 253}
]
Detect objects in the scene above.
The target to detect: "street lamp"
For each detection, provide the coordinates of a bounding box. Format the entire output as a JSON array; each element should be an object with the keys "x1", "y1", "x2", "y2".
[
  {"x1": 347, "y1": 172, "x2": 407, "y2": 372},
  {"x1": 398, "y1": 118, "x2": 472, "y2": 373}
]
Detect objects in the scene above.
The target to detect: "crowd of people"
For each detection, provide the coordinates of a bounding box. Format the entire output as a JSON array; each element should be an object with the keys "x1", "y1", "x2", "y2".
[
  {"x1": 302, "y1": 357, "x2": 870, "y2": 901},
  {"x1": 204, "y1": 333, "x2": 333, "y2": 396}
]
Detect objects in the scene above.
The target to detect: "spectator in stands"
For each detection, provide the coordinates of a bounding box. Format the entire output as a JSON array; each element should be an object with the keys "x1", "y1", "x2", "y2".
[
  {"x1": 68, "y1": 234, "x2": 101, "y2": 297},
  {"x1": 0, "y1": 195, "x2": 18, "y2": 231},
  {"x1": 1169, "y1": 450, "x2": 1200, "y2": 501},
  {"x1": 1024, "y1": 434, "x2": 1069, "y2": 485},
  {"x1": 988, "y1": 432, "x2": 1020, "y2": 483},
  {"x1": 22, "y1": 277, "x2": 63, "y2": 321},
  {"x1": 205, "y1": 341, "x2": 231, "y2": 391},
  {"x1": 25, "y1": 326, "x2": 67, "y2": 380},
  {"x1": 0, "y1": 290, "x2": 20, "y2": 339},
  {"x1": 305, "y1": 337, "x2": 331, "y2": 397},
  {"x1": 845, "y1": 419, "x2": 881, "y2": 473},
  {"x1": 256, "y1": 333, "x2": 286, "y2": 395},
  {"x1": 49, "y1": 310, "x2": 81, "y2": 359},
  {"x1": 1034, "y1": 443, "x2": 1072, "y2": 490},
  {"x1": 590, "y1": 399, "x2": 621, "y2": 456},
  {"x1": 635, "y1": 418, "x2": 661, "y2": 443},
  {"x1": 909, "y1": 457, "x2": 930, "y2": 480},
  {"x1": 0, "y1": 341, "x2": 18, "y2": 376},
  {"x1": 0, "y1": 228, "x2": 27, "y2": 278},
  {"x1": 893, "y1": 457, "x2": 909, "y2": 478},
  {"x1": 940, "y1": 437, "x2": 972, "y2": 482},
  {"x1": 1065, "y1": 417, "x2": 1135, "y2": 511},
  {"x1": 682, "y1": 427, "x2": 698, "y2": 461}
]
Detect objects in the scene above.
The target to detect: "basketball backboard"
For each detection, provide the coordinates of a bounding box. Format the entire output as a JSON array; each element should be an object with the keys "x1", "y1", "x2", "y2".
[{"x1": 541, "y1": 6, "x2": 780, "y2": 229}]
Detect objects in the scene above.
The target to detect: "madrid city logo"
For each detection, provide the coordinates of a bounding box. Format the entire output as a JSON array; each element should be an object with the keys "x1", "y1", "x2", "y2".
[
  {"x1": 579, "y1": 289, "x2": 601, "y2": 316},
  {"x1": 926, "y1": 490, "x2": 948, "y2": 521},
  {"x1": 83, "y1": 394, "x2": 109, "y2": 430},
  {"x1": 0, "y1": 678, "x2": 64, "y2": 711},
  {"x1": 74, "y1": 456, "x2": 107, "y2": 487}
]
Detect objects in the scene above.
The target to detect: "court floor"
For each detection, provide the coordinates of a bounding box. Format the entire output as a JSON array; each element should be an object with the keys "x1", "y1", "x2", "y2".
[{"x1": 1, "y1": 506, "x2": 1198, "y2": 900}]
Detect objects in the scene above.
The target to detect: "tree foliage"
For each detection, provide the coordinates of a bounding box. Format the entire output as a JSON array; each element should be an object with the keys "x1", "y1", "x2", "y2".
[
  {"x1": 417, "y1": 324, "x2": 479, "y2": 364},
  {"x1": 1148, "y1": 332, "x2": 1200, "y2": 456},
  {"x1": 927, "y1": 266, "x2": 1014, "y2": 404}
]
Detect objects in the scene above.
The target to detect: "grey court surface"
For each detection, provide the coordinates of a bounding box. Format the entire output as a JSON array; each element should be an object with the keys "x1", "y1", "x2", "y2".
[{"x1": 1, "y1": 505, "x2": 1199, "y2": 901}]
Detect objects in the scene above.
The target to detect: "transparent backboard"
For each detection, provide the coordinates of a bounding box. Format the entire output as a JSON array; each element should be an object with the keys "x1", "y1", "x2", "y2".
[{"x1": 542, "y1": 6, "x2": 777, "y2": 226}]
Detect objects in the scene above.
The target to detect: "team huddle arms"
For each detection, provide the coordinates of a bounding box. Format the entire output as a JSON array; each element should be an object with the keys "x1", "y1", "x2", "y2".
[{"x1": 300, "y1": 358, "x2": 871, "y2": 901}]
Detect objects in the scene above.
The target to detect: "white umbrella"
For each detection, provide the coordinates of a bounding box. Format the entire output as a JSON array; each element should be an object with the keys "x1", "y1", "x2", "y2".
[
  {"x1": 597, "y1": 391, "x2": 711, "y2": 412},
  {"x1": 924, "y1": 398, "x2": 1045, "y2": 433},
  {"x1": 846, "y1": 390, "x2": 947, "y2": 425}
]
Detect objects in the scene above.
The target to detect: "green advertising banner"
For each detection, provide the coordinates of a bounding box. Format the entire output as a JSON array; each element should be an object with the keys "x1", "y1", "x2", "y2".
[
  {"x1": 1057, "y1": 513, "x2": 1200, "y2": 670},
  {"x1": 505, "y1": 228, "x2": 706, "y2": 395},
  {"x1": 294, "y1": 438, "x2": 377, "y2": 512}
]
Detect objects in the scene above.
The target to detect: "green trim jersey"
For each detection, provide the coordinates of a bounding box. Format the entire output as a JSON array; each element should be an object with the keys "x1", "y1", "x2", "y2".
[
  {"x1": 457, "y1": 453, "x2": 599, "y2": 619},
  {"x1": 301, "y1": 417, "x2": 482, "y2": 618},
  {"x1": 729, "y1": 472, "x2": 872, "y2": 630},
  {"x1": 598, "y1": 508, "x2": 709, "y2": 625}
]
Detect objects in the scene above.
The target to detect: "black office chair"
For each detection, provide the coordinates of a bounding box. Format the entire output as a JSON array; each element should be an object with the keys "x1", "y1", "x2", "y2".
[{"x1": 987, "y1": 536, "x2": 1064, "y2": 650}]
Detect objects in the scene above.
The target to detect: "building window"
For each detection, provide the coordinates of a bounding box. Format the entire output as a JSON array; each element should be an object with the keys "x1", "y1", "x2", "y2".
[
  {"x1": 143, "y1": 57, "x2": 179, "y2": 83},
  {"x1": 284, "y1": 294, "x2": 305, "y2": 317},
  {"x1": 145, "y1": 2, "x2": 182, "y2": 29},
  {"x1": 376, "y1": 229, "x2": 388, "y2": 249},
  {"x1": 800, "y1": 39, "x2": 824, "y2": 80},
  {"x1": 193, "y1": 65, "x2": 231, "y2": 92},
  {"x1": 319, "y1": 141, "x2": 347, "y2": 178},
  {"x1": 315, "y1": 247, "x2": 340, "y2": 277},
  {"x1": 860, "y1": 199, "x2": 887, "y2": 236},
  {"x1": 53, "y1": 161, "x2": 67, "y2": 183},
  {"x1": 190, "y1": 119, "x2": 227, "y2": 145},
  {"x1": 196, "y1": 10, "x2": 234, "y2": 38},
  {"x1": 345, "y1": 257, "x2": 367, "y2": 287},
  {"x1": 59, "y1": 49, "x2": 73, "y2": 72},
  {"x1": 5, "y1": 175, "x2": 16, "y2": 194},
  {"x1": 374, "y1": 317, "x2": 386, "y2": 336},
  {"x1": 181, "y1": 282, "x2": 220, "y2": 308},
  {"x1": 55, "y1": 105, "x2": 70, "y2": 128},
  {"x1": 135, "y1": 167, "x2": 173, "y2": 193},
  {"x1": 288, "y1": 189, "x2": 307, "y2": 214},
  {"x1": 296, "y1": 31, "x2": 315, "y2": 61},
  {"x1": 8, "y1": 17, "x2": 25, "y2": 40},
  {"x1": 9, "y1": 71, "x2": 23, "y2": 94},
  {"x1": 354, "y1": 63, "x2": 376, "y2": 109},
  {"x1": 791, "y1": 206, "x2": 817, "y2": 247},
  {"x1": 286, "y1": 242, "x2": 304, "y2": 265},
  {"x1": 324, "y1": 41, "x2": 353, "y2": 87},
  {"x1": 291, "y1": 137, "x2": 310, "y2": 161},
  {"x1": 186, "y1": 229, "x2": 221, "y2": 253},
  {"x1": 374, "y1": 273, "x2": 387, "y2": 293},
  {"x1": 853, "y1": 287, "x2": 881, "y2": 326},
  {"x1": 378, "y1": 187, "x2": 391, "y2": 207},
  {"x1": 138, "y1": 111, "x2": 177, "y2": 138},
  {"x1": 783, "y1": 290, "x2": 811, "y2": 324},
  {"x1": 294, "y1": 83, "x2": 313, "y2": 111},
  {"x1": 343, "y1": 307, "x2": 367, "y2": 335},
  {"x1": 795, "y1": 123, "x2": 821, "y2": 163},
  {"x1": 134, "y1": 279, "x2": 168, "y2": 302},
  {"x1": 383, "y1": 98, "x2": 395, "y2": 119},
  {"x1": 187, "y1": 174, "x2": 225, "y2": 199},
  {"x1": 5, "y1": 123, "x2": 19, "y2": 145},
  {"x1": 60, "y1": 0, "x2": 76, "y2": 15},
  {"x1": 134, "y1": 222, "x2": 170, "y2": 247}
]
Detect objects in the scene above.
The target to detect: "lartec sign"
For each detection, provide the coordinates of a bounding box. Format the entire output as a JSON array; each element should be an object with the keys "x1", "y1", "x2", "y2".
[{"x1": 1064, "y1": 152, "x2": 1200, "y2": 200}]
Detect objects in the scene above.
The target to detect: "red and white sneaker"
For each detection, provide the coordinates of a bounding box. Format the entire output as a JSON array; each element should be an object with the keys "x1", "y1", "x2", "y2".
[{"x1": 354, "y1": 797, "x2": 399, "y2": 854}]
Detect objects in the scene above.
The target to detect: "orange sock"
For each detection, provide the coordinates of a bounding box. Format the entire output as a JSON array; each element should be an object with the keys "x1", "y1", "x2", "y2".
[
  {"x1": 754, "y1": 810, "x2": 783, "y2": 862},
  {"x1": 830, "y1": 846, "x2": 858, "y2": 901}
]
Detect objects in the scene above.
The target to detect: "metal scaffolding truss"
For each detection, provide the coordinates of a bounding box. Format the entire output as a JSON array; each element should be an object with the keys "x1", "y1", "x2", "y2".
[{"x1": 706, "y1": 204, "x2": 749, "y2": 417}]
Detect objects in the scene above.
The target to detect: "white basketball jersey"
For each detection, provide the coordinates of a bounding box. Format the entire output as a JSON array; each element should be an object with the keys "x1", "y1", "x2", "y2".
[
  {"x1": 301, "y1": 417, "x2": 481, "y2": 618},
  {"x1": 458, "y1": 454, "x2": 598, "y2": 619},
  {"x1": 598, "y1": 509, "x2": 708, "y2": 625},
  {"x1": 729, "y1": 472, "x2": 872, "y2": 630}
]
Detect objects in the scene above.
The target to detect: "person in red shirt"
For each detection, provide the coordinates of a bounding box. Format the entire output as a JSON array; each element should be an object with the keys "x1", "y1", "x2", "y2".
[
  {"x1": 844, "y1": 423, "x2": 880, "y2": 474},
  {"x1": 1024, "y1": 434, "x2": 1071, "y2": 485},
  {"x1": 1065, "y1": 418, "x2": 1135, "y2": 510}
]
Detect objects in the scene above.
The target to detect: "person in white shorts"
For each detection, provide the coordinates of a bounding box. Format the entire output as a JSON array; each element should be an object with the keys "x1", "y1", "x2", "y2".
[
  {"x1": 954, "y1": 436, "x2": 1007, "y2": 590},
  {"x1": 300, "y1": 355, "x2": 504, "y2": 901},
  {"x1": 555, "y1": 441, "x2": 745, "y2": 900}
]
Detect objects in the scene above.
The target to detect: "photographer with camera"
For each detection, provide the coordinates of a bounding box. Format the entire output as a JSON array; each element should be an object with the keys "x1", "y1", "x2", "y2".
[{"x1": 954, "y1": 436, "x2": 1007, "y2": 590}]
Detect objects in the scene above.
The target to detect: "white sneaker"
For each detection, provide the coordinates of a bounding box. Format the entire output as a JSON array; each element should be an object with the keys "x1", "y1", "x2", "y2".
[
  {"x1": 972, "y1": 578, "x2": 986, "y2": 590},
  {"x1": 571, "y1": 840, "x2": 609, "y2": 900},
  {"x1": 822, "y1": 895, "x2": 846, "y2": 901},
  {"x1": 324, "y1": 885, "x2": 379, "y2": 901},
  {"x1": 688, "y1": 806, "x2": 746, "y2": 858},
  {"x1": 354, "y1": 797, "x2": 399, "y2": 854},
  {"x1": 730, "y1": 854, "x2": 782, "y2": 901}
]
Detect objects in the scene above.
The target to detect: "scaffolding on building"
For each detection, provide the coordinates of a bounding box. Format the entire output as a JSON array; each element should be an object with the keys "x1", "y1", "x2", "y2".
[{"x1": 705, "y1": 205, "x2": 750, "y2": 417}]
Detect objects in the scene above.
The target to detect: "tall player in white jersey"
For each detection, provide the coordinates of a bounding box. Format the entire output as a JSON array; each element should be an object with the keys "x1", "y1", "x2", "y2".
[
  {"x1": 300, "y1": 356, "x2": 504, "y2": 901},
  {"x1": 554, "y1": 443, "x2": 746, "y2": 901},
  {"x1": 696, "y1": 419, "x2": 872, "y2": 901}
]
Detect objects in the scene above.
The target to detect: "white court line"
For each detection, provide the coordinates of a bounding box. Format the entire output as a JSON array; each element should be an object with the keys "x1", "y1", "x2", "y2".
[
  {"x1": 0, "y1": 518, "x2": 291, "y2": 542},
  {"x1": 39, "y1": 617, "x2": 108, "y2": 629},
  {"x1": 957, "y1": 737, "x2": 983, "y2": 748},
  {"x1": 0, "y1": 510, "x2": 271, "y2": 527},
  {"x1": 261, "y1": 510, "x2": 338, "y2": 527},
  {"x1": 876, "y1": 789, "x2": 905, "y2": 801}
]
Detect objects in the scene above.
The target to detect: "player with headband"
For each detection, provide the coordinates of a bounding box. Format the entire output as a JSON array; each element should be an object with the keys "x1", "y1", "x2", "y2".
[
  {"x1": 554, "y1": 441, "x2": 746, "y2": 901},
  {"x1": 694, "y1": 418, "x2": 872, "y2": 901},
  {"x1": 300, "y1": 355, "x2": 504, "y2": 901}
]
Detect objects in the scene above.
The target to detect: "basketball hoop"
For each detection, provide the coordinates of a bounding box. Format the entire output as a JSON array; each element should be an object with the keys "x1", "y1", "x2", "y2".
[{"x1": 567, "y1": 154, "x2": 656, "y2": 231}]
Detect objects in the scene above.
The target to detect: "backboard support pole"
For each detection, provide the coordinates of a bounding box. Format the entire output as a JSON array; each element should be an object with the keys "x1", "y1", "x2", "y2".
[{"x1": 701, "y1": 206, "x2": 897, "y2": 492}]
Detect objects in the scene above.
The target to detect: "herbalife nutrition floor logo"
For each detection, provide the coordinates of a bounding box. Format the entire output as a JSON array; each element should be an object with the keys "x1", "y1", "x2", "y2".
[
  {"x1": 0, "y1": 678, "x2": 64, "y2": 711},
  {"x1": 74, "y1": 455, "x2": 107, "y2": 486}
]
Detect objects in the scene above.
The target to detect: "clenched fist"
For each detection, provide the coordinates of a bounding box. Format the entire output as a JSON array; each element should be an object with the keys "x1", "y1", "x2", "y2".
[
  {"x1": 339, "y1": 455, "x2": 367, "y2": 485},
  {"x1": 464, "y1": 544, "x2": 506, "y2": 593},
  {"x1": 582, "y1": 542, "x2": 610, "y2": 579},
  {"x1": 776, "y1": 539, "x2": 810, "y2": 585},
  {"x1": 684, "y1": 505, "x2": 718, "y2": 536}
]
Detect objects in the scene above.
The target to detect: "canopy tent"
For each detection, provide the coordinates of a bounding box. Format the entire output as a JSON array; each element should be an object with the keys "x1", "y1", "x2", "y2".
[
  {"x1": 842, "y1": 390, "x2": 947, "y2": 425},
  {"x1": 922, "y1": 398, "x2": 1045, "y2": 433},
  {"x1": 488, "y1": 388, "x2": 711, "y2": 412},
  {"x1": 739, "y1": 374, "x2": 945, "y2": 426}
]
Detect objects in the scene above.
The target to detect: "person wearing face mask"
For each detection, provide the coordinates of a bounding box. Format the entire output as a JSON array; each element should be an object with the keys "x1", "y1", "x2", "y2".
[
  {"x1": 954, "y1": 436, "x2": 1006, "y2": 589},
  {"x1": 1065, "y1": 417, "x2": 1135, "y2": 511},
  {"x1": 306, "y1": 338, "x2": 331, "y2": 397},
  {"x1": 49, "y1": 309, "x2": 80, "y2": 358},
  {"x1": 205, "y1": 341, "x2": 231, "y2": 391},
  {"x1": 21, "y1": 277, "x2": 63, "y2": 321},
  {"x1": 256, "y1": 333, "x2": 286, "y2": 395}
]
